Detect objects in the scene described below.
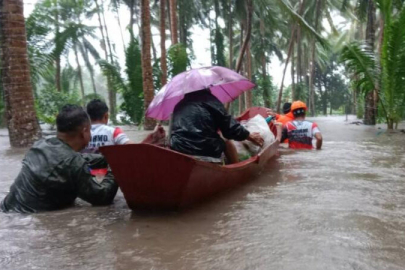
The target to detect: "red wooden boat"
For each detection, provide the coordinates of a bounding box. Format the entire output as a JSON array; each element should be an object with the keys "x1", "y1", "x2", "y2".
[{"x1": 100, "y1": 107, "x2": 279, "y2": 210}]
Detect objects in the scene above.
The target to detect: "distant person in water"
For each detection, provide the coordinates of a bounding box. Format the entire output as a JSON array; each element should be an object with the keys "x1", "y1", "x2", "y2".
[
  {"x1": 84, "y1": 99, "x2": 133, "y2": 153},
  {"x1": 0, "y1": 105, "x2": 119, "y2": 213},
  {"x1": 266, "y1": 102, "x2": 294, "y2": 126},
  {"x1": 170, "y1": 89, "x2": 264, "y2": 164},
  {"x1": 281, "y1": 101, "x2": 323, "y2": 150}
]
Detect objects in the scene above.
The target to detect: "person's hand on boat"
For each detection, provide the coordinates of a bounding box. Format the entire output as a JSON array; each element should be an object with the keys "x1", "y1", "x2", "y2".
[{"x1": 247, "y1": 132, "x2": 264, "y2": 147}]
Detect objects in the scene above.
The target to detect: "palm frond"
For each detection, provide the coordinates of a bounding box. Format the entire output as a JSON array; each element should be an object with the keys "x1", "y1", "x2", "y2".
[
  {"x1": 340, "y1": 42, "x2": 377, "y2": 93},
  {"x1": 275, "y1": 0, "x2": 329, "y2": 49},
  {"x1": 98, "y1": 60, "x2": 127, "y2": 93}
]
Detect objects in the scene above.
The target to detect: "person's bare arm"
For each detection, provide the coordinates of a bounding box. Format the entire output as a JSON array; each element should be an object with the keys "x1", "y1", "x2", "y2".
[
  {"x1": 275, "y1": 122, "x2": 282, "y2": 142},
  {"x1": 315, "y1": 133, "x2": 322, "y2": 150},
  {"x1": 247, "y1": 132, "x2": 264, "y2": 147}
]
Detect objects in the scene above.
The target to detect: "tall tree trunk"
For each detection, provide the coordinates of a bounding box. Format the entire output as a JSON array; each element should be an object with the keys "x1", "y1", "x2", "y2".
[
  {"x1": 237, "y1": 21, "x2": 245, "y2": 115},
  {"x1": 262, "y1": 52, "x2": 270, "y2": 108},
  {"x1": 54, "y1": 1, "x2": 61, "y2": 92},
  {"x1": 225, "y1": 0, "x2": 253, "y2": 112},
  {"x1": 297, "y1": 27, "x2": 302, "y2": 85},
  {"x1": 276, "y1": 0, "x2": 305, "y2": 112},
  {"x1": 309, "y1": 0, "x2": 322, "y2": 117},
  {"x1": 291, "y1": 39, "x2": 295, "y2": 101},
  {"x1": 80, "y1": 45, "x2": 97, "y2": 94},
  {"x1": 234, "y1": 0, "x2": 253, "y2": 73},
  {"x1": 112, "y1": 0, "x2": 126, "y2": 52},
  {"x1": 160, "y1": 0, "x2": 168, "y2": 86},
  {"x1": 0, "y1": 0, "x2": 41, "y2": 147},
  {"x1": 352, "y1": 87, "x2": 357, "y2": 115},
  {"x1": 95, "y1": 0, "x2": 108, "y2": 60},
  {"x1": 364, "y1": 0, "x2": 376, "y2": 125},
  {"x1": 95, "y1": 0, "x2": 115, "y2": 122},
  {"x1": 141, "y1": 0, "x2": 156, "y2": 130},
  {"x1": 151, "y1": 35, "x2": 157, "y2": 62},
  {"x1": 74, "y1": 44, "x2": 85, "y2": 103},
  {"x1": 101, "y1": 1, "x2": 117, "y2": 122},
  {"x1": 129, "y1": 0, "x2": 135, "y2": 36},
  {"x1": 228, "y1": 4, "x2": 233, "y2": 69},
  {"x1": 169, "y1": 0, "x2": 178, "y2": 44},
  {"x1": 321, "y1": 74, "x2": 327, "y2": 115},
  {"x1": 245, "y1": 43, "x2": 253, "y2": 108}
]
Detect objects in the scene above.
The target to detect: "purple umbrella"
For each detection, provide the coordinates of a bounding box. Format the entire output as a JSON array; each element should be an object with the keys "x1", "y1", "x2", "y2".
[{"x1": 146, "y1": 66, "x2": 255, "y2": 120}]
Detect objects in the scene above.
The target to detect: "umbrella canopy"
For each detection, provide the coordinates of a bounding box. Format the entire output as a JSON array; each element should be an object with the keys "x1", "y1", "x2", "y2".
[{"x1": 146, "y1": 66, "x2": 255, "y2": 120}]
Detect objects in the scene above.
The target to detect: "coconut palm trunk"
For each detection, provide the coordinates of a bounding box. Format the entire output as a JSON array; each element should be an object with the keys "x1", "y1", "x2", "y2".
[
  {"x1": 234, "y1": 0, "x2": 253, "y2": 73},
  {"x1": 101, "y1": 4, "x2": 117, "y2": 121},
  {"x1": 169, "y1": 0, "x2": 178, "y2": 44},
  {"x1": 228, "y1": 4, "x2": 233, "y2": 69},
  {"x1": 364, "y1": 0, "x2": 376, "y2": 125},
  {"x1": 95, "y1": 0, "x2": 116, "y2": 121},
  {"x1": 245, "y1": 43, "x2": 253, "y2": 108},
  {"x1": 74, "y1": 44, "x2": 86, "y2": 103},
  {"x1": 141, "y1": 0, "x2": 156, "y2": 130},
  {"x1": 0, "y1": 0, "x2": 41, "y2": 147},
  {"x1": 291, "y1": 40, "x2": 295, "y2": 100},
  {"x1": 308, "y1": 0, "x2": 322, "y2": 117},
  {"x1": 160, "y1": 0, "x2": 168, "y2": 86},
  {"x1": 276, "y1": 0, "x2": 305, "y2": 113},
  {"x1": 54, "y1": 0, "x2": 62, "y2": 92}
]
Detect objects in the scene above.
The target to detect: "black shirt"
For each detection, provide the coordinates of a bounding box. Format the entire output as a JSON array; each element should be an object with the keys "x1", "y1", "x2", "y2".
[{"x1": 170, "y1": 91, "x2": 250, "y2": 158}]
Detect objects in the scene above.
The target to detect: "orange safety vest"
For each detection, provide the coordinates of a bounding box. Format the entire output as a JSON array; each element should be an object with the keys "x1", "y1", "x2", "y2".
[{"x1": 277, "y1": 112, "x2": 294, "y2": 126}]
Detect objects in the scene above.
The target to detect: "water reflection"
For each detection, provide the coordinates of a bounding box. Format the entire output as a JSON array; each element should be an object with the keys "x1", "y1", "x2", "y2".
[{"x1": 1, "y1": 116, "x2": 405, "y2": 269}]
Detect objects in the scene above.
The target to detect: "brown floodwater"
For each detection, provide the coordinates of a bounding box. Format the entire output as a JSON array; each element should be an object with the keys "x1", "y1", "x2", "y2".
[{"x1": 1, "y1": 116, "x2": 405, "y2": 270}]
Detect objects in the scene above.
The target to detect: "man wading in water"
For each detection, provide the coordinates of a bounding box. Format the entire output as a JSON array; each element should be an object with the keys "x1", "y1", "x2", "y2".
[
  {"x1": 281, "y1": 101, "x2": 323, "y2": 150},
  {"x1": 0, "y1": 105, "x2": 119, "y2": 213}
]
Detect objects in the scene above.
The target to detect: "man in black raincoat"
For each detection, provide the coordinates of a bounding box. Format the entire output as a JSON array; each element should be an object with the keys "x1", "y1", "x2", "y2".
[
  {"x1": 0, "y1": 105, "x2": 118, "y2": 213},
  {"x1": 170, "y1": 89, "x2": 263, "y2": 163}
]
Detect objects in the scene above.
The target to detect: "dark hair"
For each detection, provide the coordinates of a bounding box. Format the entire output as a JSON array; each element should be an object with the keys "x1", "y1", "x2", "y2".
[
  {"x1": 86, "y1": 99, "x2": 108, "y2": 121},
  {"x1": 292, "y1": 108, "x2": 306, "y2": 118},
  {"x1": 282, "y1": 102, "x2": 292, "y2": 114},
  {"x1": 56, "y1": 105, "x2": 90, "y2": 133}
]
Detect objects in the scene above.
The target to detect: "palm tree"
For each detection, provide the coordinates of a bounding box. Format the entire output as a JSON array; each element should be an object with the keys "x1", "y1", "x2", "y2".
[
  {"x1": 364, "y1": 0, "x2": 377, "y2": 125},
  {"x1": 341, "y1": 0, "x2": 405, "y2": 129},
  {"x1": 141, "y1": 0, "x2": 156, "y2": 130},
  {"x1": 0, "y1": 0, "x2": 41, "y2": 147},
  {"x1": 160, "y1": 0, "x2": 168, "y2": 86},
  {"x1": 169, "y1": 0, "x2": 178, "y2": 44}
]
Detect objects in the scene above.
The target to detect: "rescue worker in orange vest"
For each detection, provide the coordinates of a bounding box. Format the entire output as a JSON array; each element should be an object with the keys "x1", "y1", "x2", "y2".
[
  {"x1": 281, "y1": 101, "x2": 323, "y2": 150},
  {"x1": 266, "y1": 102, "x2": 294, "y2": 126},
  {"x1": 276, "y1": 102, "x2": 295, "y2": 125}
]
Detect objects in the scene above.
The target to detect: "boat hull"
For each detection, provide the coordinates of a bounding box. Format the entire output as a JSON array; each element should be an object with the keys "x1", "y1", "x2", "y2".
[{"x1": 100, "y1": 107, "x2": 279, "y2": 210}]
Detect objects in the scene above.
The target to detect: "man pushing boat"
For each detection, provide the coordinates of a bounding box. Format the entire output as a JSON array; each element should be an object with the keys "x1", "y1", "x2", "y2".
[{"x1": 1, "y1": 105, "x2": 119, "y2": 213}]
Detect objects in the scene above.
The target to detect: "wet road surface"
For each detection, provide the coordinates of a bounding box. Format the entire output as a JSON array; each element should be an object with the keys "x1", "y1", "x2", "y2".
[{"x1": 1, "y1": 116, "x2": 405, "y2": 270}]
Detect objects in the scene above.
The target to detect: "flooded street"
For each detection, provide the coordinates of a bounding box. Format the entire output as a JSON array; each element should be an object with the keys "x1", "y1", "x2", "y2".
[{"x1": 1, "y1": 116, "x2": 405, "y2": 270}]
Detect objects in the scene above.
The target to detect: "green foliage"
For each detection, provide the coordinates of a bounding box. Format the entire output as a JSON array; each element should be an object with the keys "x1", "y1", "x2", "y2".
[
  {"x1": 256, "y1": 74, "x2": 276, "y2": 107},
  {"x1": 294, "y1": 82, "x2": 309, "y2": 102},
  {"x1": 35, "y1": 87, "x2": 81, "y2": 126},
  {"x1": 168, "y1": 44, "x2": 188, "y2": 77},
  {"x1": 83, "y1": 93, "x2": 105, "y2": 105},
  {"x1": 122, "y1": 37, "x2": 144, "y2": 124},
  {"x1": 152, "y1": 58, "x2": 163, "y2": 91},
  {"x1": 341, "y1": 43, "x2": 377, "y2": 94},
  {"x1": 341, "y1": 2, "x2": 405, "y2": 128},
  {"x1": 213, "y1": 28, "x2": 226, "y2": 66},
  {"x1": 99, "y1": 60, "x2": 126, "y2": 93}
]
